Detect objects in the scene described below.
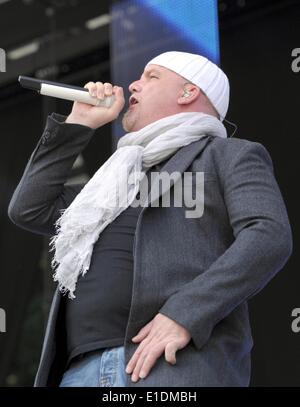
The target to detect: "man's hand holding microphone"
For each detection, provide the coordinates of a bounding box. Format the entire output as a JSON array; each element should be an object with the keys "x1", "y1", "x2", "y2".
[{"x1": 65, "y1": 82, "x2": 125, "y2": 129}]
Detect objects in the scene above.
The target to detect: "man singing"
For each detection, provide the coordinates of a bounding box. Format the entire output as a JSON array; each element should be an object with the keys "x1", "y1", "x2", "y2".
[{"x1": 8, "y1": 51, "x2": 292, "y2": 387}]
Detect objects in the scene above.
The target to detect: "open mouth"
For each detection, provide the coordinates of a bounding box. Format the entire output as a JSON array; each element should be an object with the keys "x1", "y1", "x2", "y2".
[{"x1": 129, "y1": 96, "x2": 139, "y2": 107}]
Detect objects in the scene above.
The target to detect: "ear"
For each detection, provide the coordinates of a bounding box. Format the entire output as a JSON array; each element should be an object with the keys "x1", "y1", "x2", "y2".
[{"x1": 177, "y1": 84, "x2": 200, "y2": 105}]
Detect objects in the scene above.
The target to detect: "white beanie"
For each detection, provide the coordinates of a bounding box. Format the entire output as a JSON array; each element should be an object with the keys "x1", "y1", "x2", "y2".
[{"x1": 146, "y1": 51, "x2": 230, "y2": 121}]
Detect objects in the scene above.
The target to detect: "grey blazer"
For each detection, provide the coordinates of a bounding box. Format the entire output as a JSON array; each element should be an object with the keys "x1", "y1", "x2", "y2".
[{"x1": 8, "y1": 113, "x2": 293, "y2": 387}]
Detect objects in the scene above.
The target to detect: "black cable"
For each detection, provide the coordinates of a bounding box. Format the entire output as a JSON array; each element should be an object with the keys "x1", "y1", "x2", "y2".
[{"x1": 224, "y1": 117, "x2": 238, "y2": 137}]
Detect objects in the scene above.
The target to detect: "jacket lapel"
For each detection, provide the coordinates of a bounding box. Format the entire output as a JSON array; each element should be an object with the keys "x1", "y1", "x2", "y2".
[{"x1": 145, "y1": 134, "x2": 213, "y2": 208}]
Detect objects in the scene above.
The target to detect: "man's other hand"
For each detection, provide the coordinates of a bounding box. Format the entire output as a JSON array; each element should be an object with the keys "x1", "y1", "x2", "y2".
[{"x1": 125, "y1": 313, "x2": 191, "y2": 383}]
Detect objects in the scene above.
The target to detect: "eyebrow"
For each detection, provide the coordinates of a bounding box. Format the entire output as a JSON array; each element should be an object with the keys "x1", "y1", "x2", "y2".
[{"x1": 142, "y1": 68, "x2": 161, "y2": 77}]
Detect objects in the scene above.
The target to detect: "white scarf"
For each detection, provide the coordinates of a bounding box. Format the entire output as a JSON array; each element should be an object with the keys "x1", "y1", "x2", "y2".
[{"x1": 49, "y1": 112, "x2": 227, "y2": 299}]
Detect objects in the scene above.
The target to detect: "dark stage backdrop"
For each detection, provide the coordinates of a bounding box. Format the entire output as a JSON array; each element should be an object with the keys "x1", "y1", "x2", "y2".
[
  {"x1": 0, "y1": 1, "x2": 299, "y2": 386},
  {"x1": 220, "y1": 2, "x2": 300, "y2": 386}
]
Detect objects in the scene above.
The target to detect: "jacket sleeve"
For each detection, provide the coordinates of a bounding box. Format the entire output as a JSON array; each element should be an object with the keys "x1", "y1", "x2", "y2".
[
  {"x1": 7, "y1": 112, "x2": 95, "y2": 237},
  {"x1": 158, "y1": 141, "x2": 293, "y2": 350}
]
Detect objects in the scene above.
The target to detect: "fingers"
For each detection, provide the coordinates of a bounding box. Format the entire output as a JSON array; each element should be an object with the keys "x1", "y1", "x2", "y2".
[
  {"x1": 132, "y1": 348, "x2": 160, "y2": 381},
  {"x1": 130, "y1": 343, "x2": 164, "y2": 382},
  {"x1": 83, "y1": 81, "x2": 125, "y2": 117},
  {"x1": 84, "y1": 81, "x2": 114, "y2": 100},
  {"x1": 132, "y1": 321, "x2": 153, "y2": 342},
  {"x1": 164, "y1": 341, "x2": 179, "y2": 365},
  {"x1": 84, "y1": 82, "x2": 97, "y2": 97},
  {"x1": 103, "y1": 82, "x2": 113, "y2": 97},
  {"x1": 126, "y1": 336, "x2": 152, "y2": 374},
  {"x1": 110, "y1": 86, "x2": 125, "y2": 114}
]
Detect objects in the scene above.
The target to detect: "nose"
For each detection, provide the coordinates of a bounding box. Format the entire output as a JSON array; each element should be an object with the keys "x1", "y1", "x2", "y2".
[{"x1": 129, "y1": 80, "x2": 142, "y2": 93}]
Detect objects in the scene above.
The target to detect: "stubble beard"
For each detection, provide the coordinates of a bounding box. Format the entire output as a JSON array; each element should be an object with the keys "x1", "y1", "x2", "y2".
[{"x1": 122, "y1": 109, "x2": 136, "y2": 132}]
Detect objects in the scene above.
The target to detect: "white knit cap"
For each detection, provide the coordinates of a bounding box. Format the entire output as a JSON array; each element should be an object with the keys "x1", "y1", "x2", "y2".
[{"x1": 146, "y1": 51, "x2": 230, "y2": 121}]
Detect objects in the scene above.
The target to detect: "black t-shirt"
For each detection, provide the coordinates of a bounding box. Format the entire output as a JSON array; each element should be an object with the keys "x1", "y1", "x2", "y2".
[{"x1": 64, "y1": 163, "x2": 164, "y2": 366}]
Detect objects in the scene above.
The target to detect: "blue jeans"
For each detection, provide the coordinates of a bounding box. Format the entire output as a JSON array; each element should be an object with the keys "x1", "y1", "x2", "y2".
[{"x1": 59, "y1": 346, "x2": 128, "y2": 387}]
